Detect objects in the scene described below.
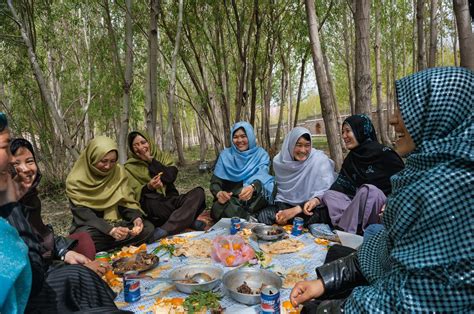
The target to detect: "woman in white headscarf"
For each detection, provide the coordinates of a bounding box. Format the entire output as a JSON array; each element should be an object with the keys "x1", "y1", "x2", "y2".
[{"x1": 258, "y1": 127, "x2": 336, "y2": 226}]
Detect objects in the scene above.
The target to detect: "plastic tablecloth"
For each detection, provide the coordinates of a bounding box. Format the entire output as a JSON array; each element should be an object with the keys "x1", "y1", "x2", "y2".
[{"x1": 116, "y1": 218, "x2": 328, "y2": 313}]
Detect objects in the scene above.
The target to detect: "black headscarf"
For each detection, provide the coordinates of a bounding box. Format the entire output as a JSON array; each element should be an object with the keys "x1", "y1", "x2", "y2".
[{"x1": 330, "y1": 115, "x2": 404, "y2": 197}]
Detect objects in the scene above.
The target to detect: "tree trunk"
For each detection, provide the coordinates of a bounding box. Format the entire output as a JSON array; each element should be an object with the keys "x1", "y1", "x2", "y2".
[
  {"x1": 417, "y1": 0, "x2": 426, "y2": 70},
  {"x1": 7, "y1": 0, "x2": 79, "y2": 159},
  {"x1": 293, "y1": 53, "x2": 307, "y2": 127},
  {"x1": 412, "y1": 0, "x2": 417, "y2": 72},
  {"x1": 342, "y1": 6, "x2": 355, "y2": 115},
  {"x1": 374, "y1": 4, "x2": 391, "y2": 145},
  {"x1": 145, "y1": 0, "x2": 159, "y2": 138},
  {"x1": 452, "y1": 14, "x2": 459, "y2": 66},
  {"x1": 167, "y1": 0, "x2": 185, "y2": 165},
  {"x1": 353, "y1": 0, "x2": 372, "y2": 116},
  {"x1": 453, "y1": 0, "x2": 474, "y2": 70},
  {"x1": 195, "y1": 111, "x2": 208, "y2": 162},
  {"x1": 428, "y1": 0, "x2": 438, "y2": 67},
  {"x1": 117, "y1": 0, "x2": 133, "y2": 164},
  {"x1": 305, "y1": 0, "x2": 343, "y2": 170}
]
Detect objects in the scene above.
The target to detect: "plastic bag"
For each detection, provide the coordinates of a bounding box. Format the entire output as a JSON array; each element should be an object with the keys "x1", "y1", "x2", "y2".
[
  {"x1": 211, "y1": 235, "x2": 255, "y2": 267},
  {"x1": 308, "y1": 224, "x2": 339, "y2": 242}
]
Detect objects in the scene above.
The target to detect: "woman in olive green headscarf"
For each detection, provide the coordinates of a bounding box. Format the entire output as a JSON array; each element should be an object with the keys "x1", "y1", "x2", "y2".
[
  {"x1": 66, "y1": 136, "x2": 154, "y2": 252},
  {"x1": 125, "y1": 131, "x2": 206, "y2": 240}
]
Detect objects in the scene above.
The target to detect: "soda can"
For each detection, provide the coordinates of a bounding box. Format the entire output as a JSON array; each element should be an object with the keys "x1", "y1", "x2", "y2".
[
  {"x1": 95, "y1": 251, "x2": 110, "y2": 263},
  {"x1": 261, "y1": 285, "x2": 281, "y2": 313},
  {"x1": 123, "y1": 271, "x2": 141, "y2": 303},
  {"x1": 291, "y1": 217, "x2": 304, "y2": 236},
  {"x1": 230, "y1": 217, "x2": 241, "y2": 235}
]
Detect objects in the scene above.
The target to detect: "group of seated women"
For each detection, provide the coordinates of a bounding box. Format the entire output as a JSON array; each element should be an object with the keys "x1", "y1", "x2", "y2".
[
  {"x1": 1, "y1": 67, "x2": 471, "y2": 313},
  {"x1": 212, "y1": 114, "x2": 404, "y2": 236}
]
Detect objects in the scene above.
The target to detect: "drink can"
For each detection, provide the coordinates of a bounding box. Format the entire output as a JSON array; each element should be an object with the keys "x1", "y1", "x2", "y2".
[
  {"x1": 261, "y1": 285, "x2": 280, "y2": 313},
  {"x1": 230, "y1": 217, "x2": 241, "y2": 235},
  {"x1": 123, "y1": 271, "x2": 141, "y2": 303},
  {"x1": 95, "y1": 251, "x2": 110, "y2": 263},
  {"x1": 291, "y1": 217, "x2": 304, "y2": 236}
]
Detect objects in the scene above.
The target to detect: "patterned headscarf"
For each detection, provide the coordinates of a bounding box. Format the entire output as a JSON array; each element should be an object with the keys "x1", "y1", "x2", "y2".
[
  {"x1": 213, "y1": 121, "x2": 274, "y2": 200},
  {"x1": 273, "y1": 127, "x2": 336, "y2": 205},
  {"x1": 346, "y1": 67, "x2": 474, "y2": 312}
]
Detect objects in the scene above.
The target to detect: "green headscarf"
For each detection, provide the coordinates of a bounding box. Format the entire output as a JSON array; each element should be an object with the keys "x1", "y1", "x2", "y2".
[
  {"x1": 66, "y1": 136, "x2": 143, "y2": 220},
  {"x1": 124, "y1": 131, "x2": 174, "y2": 200}
]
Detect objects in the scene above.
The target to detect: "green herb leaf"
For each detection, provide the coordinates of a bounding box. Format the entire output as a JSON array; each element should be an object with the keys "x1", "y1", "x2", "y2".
[
  {"x1": 183, "y1": 290, "x2": 222, "y2": 314},
  {"x1": 152, "y1": 243, "x2": 175, "y2": 258}
]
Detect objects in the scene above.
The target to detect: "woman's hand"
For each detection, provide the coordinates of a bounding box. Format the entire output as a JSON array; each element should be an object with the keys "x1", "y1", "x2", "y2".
[
  {"x1": 238, "y1": 185, "x2": 254, "y2": 201},
  {"x1": 109, "y1": 226, "x2": 129, "y2": 241},
  {"x1": 275, "y1": 206, "x2": 302, "y2": 225},
  {"x1": 217, "y1": 191, "x2": 232, "y2": 204},
  {"x1": 302, "y1": 197, "x2": 321, "y2": 216},
  {"x1": 130, "y1": 217, "x2": 143, "y2": 237},
  {"x1": 135, "y1": 148, "x2": 153, "y2": 162},
  {"x1": 64, "y1": 250, "x2": 91, "y2": 265},
  {"x1": 147, "y1": 174, "x2": 164, "y2": 190},
  {"x1": 290, "y1": 279, "x2": 325, "y2": 307},
  {"x1": 84, "y1": 260, "x2": 111, "y2": 277}
]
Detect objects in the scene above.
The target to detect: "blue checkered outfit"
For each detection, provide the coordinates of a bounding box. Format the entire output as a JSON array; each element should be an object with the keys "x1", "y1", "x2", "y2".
[{"x1": 345, "y1": 67, "x2": 474, "y2": 312}]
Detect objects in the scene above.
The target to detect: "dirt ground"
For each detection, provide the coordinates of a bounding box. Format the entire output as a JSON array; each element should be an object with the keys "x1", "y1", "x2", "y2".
[{"x1": 41, "y1": 161, "x2": 214, "y2": 237}]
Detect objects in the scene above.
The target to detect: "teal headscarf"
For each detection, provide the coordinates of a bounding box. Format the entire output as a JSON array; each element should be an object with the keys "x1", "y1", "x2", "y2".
[
  {"x1": 214, "y1": 121, "x2": 274, "y2": 200},
  {"x1": 345, "y1": 67, "x2": 474, "y2": 312},
  {"x1": 0, "y1": 217, "x2": 31, "y2": 313}
]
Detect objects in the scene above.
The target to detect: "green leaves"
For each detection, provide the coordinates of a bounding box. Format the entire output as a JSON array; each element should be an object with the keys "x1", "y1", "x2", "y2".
[
  {"x1": 152, "y1": 243, "x2": 176, "y2": 258},
  {"x1": 183, "y1": 290, "x2": 222, "y2": 314}
]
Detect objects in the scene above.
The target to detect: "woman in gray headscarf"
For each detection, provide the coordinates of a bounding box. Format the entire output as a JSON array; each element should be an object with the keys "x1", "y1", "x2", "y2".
[{"x1": 258, "y1": 127, "x2": 336, "y2": 226}]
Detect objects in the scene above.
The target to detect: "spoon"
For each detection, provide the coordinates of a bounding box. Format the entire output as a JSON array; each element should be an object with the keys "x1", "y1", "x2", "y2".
[{"x1": 189, "y1": 272, "x2": 213, "y2": 284}]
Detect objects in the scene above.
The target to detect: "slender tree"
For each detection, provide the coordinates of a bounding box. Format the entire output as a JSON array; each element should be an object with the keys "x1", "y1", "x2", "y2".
[
  {"x1": 305, "y1": 0, "x2": 343, "y2": 169},
  {"x1": 453, "y1": 0, "x2": 474, "y2": 70}
]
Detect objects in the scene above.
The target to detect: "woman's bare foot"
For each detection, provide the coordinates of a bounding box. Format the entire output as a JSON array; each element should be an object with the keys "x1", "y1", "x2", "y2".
[{"x1": 275, "y1": 206, "x2": 303, "y2": 225}]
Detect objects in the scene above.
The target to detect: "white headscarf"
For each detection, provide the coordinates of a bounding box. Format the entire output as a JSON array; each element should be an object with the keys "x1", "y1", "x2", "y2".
[{"x1": 273, "y1": 127, "x2": 336, "y2": 205}]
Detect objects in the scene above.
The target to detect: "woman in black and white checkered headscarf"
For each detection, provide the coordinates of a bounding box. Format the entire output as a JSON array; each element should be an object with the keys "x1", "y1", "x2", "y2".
[
  {"x1": 346, "y1": 67, "x2": 474, "y2": 312},
  {"x1": 291, "y1": 67, "x2": 473, "y2": 313}
]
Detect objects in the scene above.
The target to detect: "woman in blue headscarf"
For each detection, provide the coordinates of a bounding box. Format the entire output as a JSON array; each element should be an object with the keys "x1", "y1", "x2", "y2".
[
  {"x1": 290, "y1": 67, "x2": 473, "y2": 313},
  {"x1": 210, "y1": 121, "x2": 275, "y2": 220}
]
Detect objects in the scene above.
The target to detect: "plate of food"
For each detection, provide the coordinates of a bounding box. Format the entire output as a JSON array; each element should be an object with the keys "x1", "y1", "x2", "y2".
[
  {"x1": 112, "y1": 251, "x2": 159, "y2": 275},
  {"x1": 251, "y1": 225, "x2": 287, "y2": 241}
]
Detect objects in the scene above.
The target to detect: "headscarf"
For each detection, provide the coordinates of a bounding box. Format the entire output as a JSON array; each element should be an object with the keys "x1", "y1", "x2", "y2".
[
  {"x1": 330, "y1": 114, "x2": 404, "y2": 196},
  {"x1": 273, "y1": 127, "x2": 336, "y2": 205},
  {"x1": 66, "y1": 136, "x2": 142, "y2": 220},
  {"x1": 213, "y1": 121, "x2": 274, "y2": 200},
  {"x1": 0, "y1": 217, "x2": 31, "y2": 314},
  {"x1": 124, "y1": 131, "x2": 174, "y2": 200},
  {"x1": 346, "y1": 67, "x2": 474, "y2": 312},
  {"x1": 10, "y1": 138, "x2": 42, "y2": 205}
]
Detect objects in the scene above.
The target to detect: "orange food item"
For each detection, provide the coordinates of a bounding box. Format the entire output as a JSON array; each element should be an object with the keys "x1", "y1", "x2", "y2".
[
  {"x1": 232, "y1": 243, "x2": 242, "y2": 250},
  {"x1": 314, "y1": 238, "x2": 330, "y2": 246},
  {"x1": 282, "y1": 300, "x2": 301, "y2": 313},
  {"x1": 222, "y1": 243, "x2": 230, "y2": 250},
  {"x1": 225, "y1": 255, "x2": 235, "y2": 266},
  {"x1": 171, "y1": 298, "x2": 184, "y2": 306}
]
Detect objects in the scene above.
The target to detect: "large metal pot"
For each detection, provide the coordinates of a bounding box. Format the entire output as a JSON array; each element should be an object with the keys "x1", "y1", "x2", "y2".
[{"x1": 168, "y1": 264, "x2": 223, "y2": 294}]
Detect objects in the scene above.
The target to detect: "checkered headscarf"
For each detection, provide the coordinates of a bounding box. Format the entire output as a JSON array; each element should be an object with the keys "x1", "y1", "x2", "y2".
[{"x1": 345, "y1": 67, "x2": 474, "y2": 312}]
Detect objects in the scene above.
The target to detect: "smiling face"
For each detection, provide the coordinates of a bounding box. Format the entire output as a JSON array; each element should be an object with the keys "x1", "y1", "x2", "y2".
[
  {"x1": 94, "y1": 150, "x2": 117, "y2": 172},
  {"x1": 389, "y1": 107, "x2": 416, "y2": 157},
  {"x1": 232, "y1": 128, "x2": 249, "y2": 152},
  {"x1": 13, "y1": 147, "x2": 37, "y2": 189},
  {"x1": 342, "y1": 123, "x2": 359, "y2": 150},
  {"x1": 293, "y1": 136, "x2": 312, "y2": 161},
  {"x1": 132, "y1": 135, "x2": 151, "y2": 160}
]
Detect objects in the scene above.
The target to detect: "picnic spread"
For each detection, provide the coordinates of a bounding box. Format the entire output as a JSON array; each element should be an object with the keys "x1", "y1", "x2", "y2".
[{"x1": 107, "y1": 218, "x2": 332, "y2": 313}]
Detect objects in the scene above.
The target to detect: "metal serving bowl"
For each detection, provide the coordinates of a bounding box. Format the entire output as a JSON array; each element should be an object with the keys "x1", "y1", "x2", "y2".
[
  {"x1": 168, "y1": 264, "x2": 223, "y2": 294},
  {"x1": 251, "y1": 225, "x2": 287, "y2": 241},
  {"x1": 222, "y1": 267, "x2": 282, "y2": 305}
]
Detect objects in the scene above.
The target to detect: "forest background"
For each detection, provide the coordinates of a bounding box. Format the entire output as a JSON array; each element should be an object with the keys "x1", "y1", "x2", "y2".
[{"x1": 0, "y1": 1, "x2": 473, "y2": 233}]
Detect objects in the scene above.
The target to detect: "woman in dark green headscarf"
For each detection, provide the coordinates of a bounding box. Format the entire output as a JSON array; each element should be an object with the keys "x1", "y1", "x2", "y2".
[
  {"x1": 66, "y1": 136, "x2": 154, "y2": 252},
  {"x1": 125, "y1": 131, "x2": 206, "y2": 240}
]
